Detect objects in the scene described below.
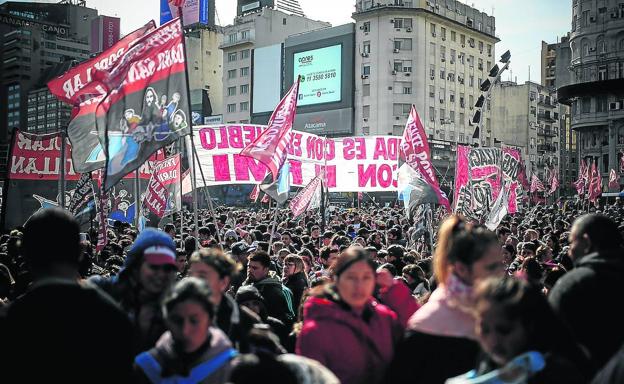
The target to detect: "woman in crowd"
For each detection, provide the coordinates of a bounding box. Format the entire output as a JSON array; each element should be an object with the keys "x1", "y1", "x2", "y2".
[
  {"x1": 447, "y1": 276, "x2": 588, "y2": 383},
  {"x1": 297, "y1": 247, "x2": 403, "y2": 384},
  {"x1": 282, "y1": 254, "x2": 309, "y2": 314},
  {"x1": 134, "y1": 277, "x2": 237, "y2": 383},
  {"x1": 385, "y1": 215, "x2": 505, "y2": 384}
]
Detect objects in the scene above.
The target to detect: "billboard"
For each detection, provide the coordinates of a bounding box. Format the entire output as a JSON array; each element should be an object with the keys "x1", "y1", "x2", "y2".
[
  {"x1": 90, "y1": 16, "x2": 120, "y2": 54},
  {"x1": 293, "y1": 45, "x2": 342, "y2": 107},
  {"x1": 237, "y1": 0, "x2": 274, "y2": 15},
  {"x1": 160, "y1": 0, "x2": 209, "y2": 26},
  {"x1": 253, "y1": 44, "x2": 283, "y2": 114}
]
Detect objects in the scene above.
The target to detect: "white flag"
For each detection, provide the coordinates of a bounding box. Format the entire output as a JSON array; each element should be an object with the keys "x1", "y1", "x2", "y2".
[{"x1": 485, "y1": 187, "x2": 509, "y2": 231}]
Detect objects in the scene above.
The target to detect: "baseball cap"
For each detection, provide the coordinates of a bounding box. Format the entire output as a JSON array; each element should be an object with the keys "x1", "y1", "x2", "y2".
[
  {"x1": 143, "y1": 245, "x2": 177, "y2": 266},
  {"x1": 231, "y1": 241, "x2": 257, "y2": 256}
]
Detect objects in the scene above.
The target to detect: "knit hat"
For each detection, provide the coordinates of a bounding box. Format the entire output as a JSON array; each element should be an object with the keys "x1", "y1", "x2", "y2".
[{"x1": 127, "y1": 228, "x2": 176, "y2": 266}]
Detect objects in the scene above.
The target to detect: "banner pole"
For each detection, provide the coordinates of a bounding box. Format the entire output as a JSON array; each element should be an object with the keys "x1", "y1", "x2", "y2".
[
  {"x1": 268, "y1": 205, "x2": 279, "y2": 256},
  {"x1": 59, "y1": 130, "x2": 66, "y2": 209},
  {"x1": 191, "y1": 142, "x2": 220, "y2": 242},
  {"x1": 134, "y1": 169, "x2": 140, "y2": 228}
]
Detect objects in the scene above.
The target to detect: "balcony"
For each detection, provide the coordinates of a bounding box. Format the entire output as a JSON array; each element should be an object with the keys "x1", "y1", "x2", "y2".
[
  {"x1": 537, "y1": 128, "x2": 558, "y2": 137},
  {"x1": 537, "y1": 144, "x2": 557, "y2": 152},
  {"x1": 219, "y1": 35, "x2": 255, "y2": 49},
  {"x1": 537, "y1": 113, "x2": 556, "y2": 122}
]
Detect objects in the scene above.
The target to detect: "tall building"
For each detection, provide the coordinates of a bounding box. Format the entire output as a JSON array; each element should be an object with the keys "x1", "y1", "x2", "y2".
[
  {"x1": 220, "y1": 6, "x2": 330, "y2": 124},
  {"x1": 541, "y1": 34, "x2": 577, "y2": 195},
  {"x1": 490, "y1": 81, "x2": 561, "y2": 181},
  {"x1": 352, "y1": 0, "x2": 498, "y2": 175},
  {"x1": 557, "y1": 0, "x2": 624, "y2": 189},
  {"x1": 186, "y1": 28, "x2": 224, "y2": 123},
  {"x1": 0, "y1": 1, "x2": 103, "y2": 177},
  {"x1": 238, "y1": 0, "x2": 305, "y2": 18}
]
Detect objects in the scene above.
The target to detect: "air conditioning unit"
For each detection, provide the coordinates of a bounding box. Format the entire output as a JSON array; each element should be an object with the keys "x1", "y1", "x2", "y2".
[
  {"x1": 359, "y1": 25, "x2": 365, "y2": 30},
  {"x1": 361, "y1": 52, "x2": 369, "y2": 57},
  {"x1": 395, "y1": 116, "x2": 401, "y2": 120},
  {"x1": 439, "y1": 99, "x2": 444, "y2": 103},
  {"x1": 405, "y1": 72, "x2": 411, "y2": 76},
  {"x1": 429, "y1": 92, "x2": 435, "y2": 98},
  {"x1": 426, "y1": 0, "x2": 433, "y2": 6},
  {"x1": 390, "y1": 19, "x2": 395, "y2": 23},
  {"x1": 432, "y1": 32, "x2": 436, "y2": 37},
  {"x1": 441, "y1": 58, "x2": 445, "y2": 62},
  {"x1": 393, "y1": 48, "x2": 400, "y2": 53},
  {"x1": 361, "y1": 74, "x2": 369, "y2": 79},
  {"x1": 609, "y1": 101, "x2": 622, "y2": 110},
  {"x1": 392, "y1": 70, "x2": 397, "y2": 75},
  {"x1": 430, "y1": 76, "x2": 435, "y2": 80},
  {"x1": 406, "y1": 27, "x2": 412, "y2": 32},
  {"x1": 611, "y1": 12, "x2": 619, "y2": 18},
  {"x1": 470, "y1": 106, "x2": 474, "y2": 110}
]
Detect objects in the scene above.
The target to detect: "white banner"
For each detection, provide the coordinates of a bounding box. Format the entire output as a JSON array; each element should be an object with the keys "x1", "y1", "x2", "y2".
[{"x1": 193, "y1": 125, "x2": 403, "y2": 192}]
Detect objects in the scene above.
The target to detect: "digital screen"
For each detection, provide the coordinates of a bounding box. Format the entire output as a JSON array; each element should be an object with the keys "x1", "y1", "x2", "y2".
[
  {"x1": 293, "y1": 45, "x2": 342, "y2": 106},
  {"x1": 160, "y1": 0, "x2": 208, "y2": 26}
]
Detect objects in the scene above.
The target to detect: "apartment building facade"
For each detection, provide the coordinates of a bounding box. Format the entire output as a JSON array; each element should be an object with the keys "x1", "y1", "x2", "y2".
[{"x1": 352, "y1": 0, "x2": 498, "y2": 174}]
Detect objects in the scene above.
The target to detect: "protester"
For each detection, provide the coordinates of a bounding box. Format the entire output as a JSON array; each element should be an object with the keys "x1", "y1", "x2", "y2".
[
  {"x1": 3, "y1": 208, "x2": 134, "y2": 383},
  {"x1": 549, "y1": 213, "x2": 624, "y2": 373},
  {"x1": 297, "y1": 247, "x2": 403, "y2": 384},
  {"x1": 90, "y1": 227, "x2": 178, "y2": 353},
  {"x1": 450, "y1": 276, "x2": 589, "y2": 383},
  {"x1": 282, "y1": 254, "x2": 309, "y2": 314},
  {"x1": 385, "y1": 215, "x2": 504, "y2": 384},
  {"x1": 188, "y1": 248, "x2": 261, "y2": 349},
  {"x1": 134, "y1": 277, "x2": 237, "y2": 383}
]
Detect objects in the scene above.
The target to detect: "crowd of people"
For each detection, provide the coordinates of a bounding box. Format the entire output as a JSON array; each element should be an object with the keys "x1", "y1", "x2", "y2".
[{"x1": 1, "y1": 197, "x2": 624, "y2": 383}]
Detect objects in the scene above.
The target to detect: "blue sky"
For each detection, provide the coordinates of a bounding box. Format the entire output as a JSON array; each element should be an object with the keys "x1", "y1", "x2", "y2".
[{"x1": 10, "y1": 0, "x2": 572, "y2": 84}]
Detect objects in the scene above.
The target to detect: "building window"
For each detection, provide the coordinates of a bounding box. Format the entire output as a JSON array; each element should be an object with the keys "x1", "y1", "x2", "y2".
[
  {"x1": 227, "y1": 103, "x2": 236, "y2": 113},
  {"x1": 363, "y1": 41, "x2": 371, "y2": 54},
  {"x1": 530, "y1": 106, "x2": 536, "y2": 115},
  {"x1": 363, "y1": 105, "x2": 370, "y2": 118},
  {"x1": 363, "y1": 21, "x2": 370, "y2": 32},
  {"x1": 241, "y1": 49, "x2": 250, "y2": 59},
  {"x1": 582, "y1": 97, "x2": 591, "y2": 113},
  {"x1": 469, "y1": 75, "x2": 474, "y2": 87},
  {"x1": 429, "y1": 85, "x2": 435, "y2": 98},
  {"x1": 596, "y1": 96, "x2": 607, "y2": 112},
  {"x1": 363, "y1": 65, "x2": 371, "y2": 75},
  {"x1": 440, "y1": 68, "x2": 445, "y2": 79},
  {"x1": 363, "y1": 84, "x2": 370, "y2": 96},
  {"x1": 240, "y1": 84, "x2": 249, "y2": 94},
  {"x1": 240, "y1": 102, "x2": 249, "y2": 111},
  {"x1": 430, "y1": 23, "x2": 436, "y2": 37},
  {"x1": 394, "y1": 38, "x2": 412, "y2": 50},
  {"x1": 240, "y1": 67, "x2": 249, "y2": 76},
  {"x1": 228, "y1": 33, "x2": 237, "y2": 43},
  {"x1": 451, "y1": 30, "x2": 456, "y2": 42},
  {"x1": 430, "y1": 42, "x2": 436, "y2": 56},
  {"x1": 403, "y1": 85, "x2": 412, "y2": 94},
  {"x1": 227, "y1": 69, "x2": 236, "y2": 79},
  {"x1": 227, "y1": 86, "x2": 236, "y2": 96},
  {"x1": 228, "y1": 52, "x2": 237, "y2": 62},
  {"x1": 450, "y1": 110, "x2": 455, "y2": 123},
  {"x1": 241, "y1": 30, "x2": 250, "y2": 39},
  {"x1": 429, "y1": 106, "x2": 436, "y2": 122},
  {"x1": 393, "y1": 103, "x2": 411, "y2": 116}
]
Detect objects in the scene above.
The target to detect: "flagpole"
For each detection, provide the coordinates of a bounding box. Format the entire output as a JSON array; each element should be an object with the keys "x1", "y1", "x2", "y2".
[
  {"x1": 173, "y1": 9, "x2": 201, "y2": 236},
  {"x1": 134, "y1": 169, "x2": 140, "y2": 228},
  {"x1": 268, "y1": 206, "x2": 279, "y2": 256},
  {"x1": 59, "y1": 130, "x2": 66, "y2": 209},
  {"x1": 320, "y1": 136, "x2": 328, "y2": 233},
  {"x1": 191, "y1": 144, "x2": 220, "y2": 242}
]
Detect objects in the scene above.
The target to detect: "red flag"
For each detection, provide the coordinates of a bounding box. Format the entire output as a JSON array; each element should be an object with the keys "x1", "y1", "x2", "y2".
[
  {"x1": 249, "y1": 185, "x2": 260, "y2": 202},
  {"x1": 289, "y1": 174, "x2": 323, "y2": 218},
  {"x1": 399, "y1": 105, "x2": 450, "y2": 211},
  {"x1": 47, "y1": 20, "x2": 156, "y2": 107},
  {"x1": 261, "y1": 194, "x2": 270, "y2": 204},
  {"x1": 609, "y1": 169, "x2": 619, "y2": 190},
  {"x1": 588, "y1": 162, "x2": 602, "y2": 202},
  {"x1": 530, "y1": 174, "x2": 545, "y2": 193},
  {"x1": 240, "y1": 77, "x2": 300, "y2": 183},
  {"x1": 143, "y1": 155, "x2": 181, "y2": 217}
]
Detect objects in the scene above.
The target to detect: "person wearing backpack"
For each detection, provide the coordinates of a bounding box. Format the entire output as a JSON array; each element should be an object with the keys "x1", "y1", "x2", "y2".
[{"x1": 244, "y1": 251, "x2": 295, "y2": 327}]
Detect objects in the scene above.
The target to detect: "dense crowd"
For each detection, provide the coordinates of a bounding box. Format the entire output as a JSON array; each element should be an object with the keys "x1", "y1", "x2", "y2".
[{"x1": 1, "y1": 198, "x2": 624, "y2": 383}]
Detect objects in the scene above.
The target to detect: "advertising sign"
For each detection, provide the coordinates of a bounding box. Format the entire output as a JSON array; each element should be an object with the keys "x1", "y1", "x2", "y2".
[
  {"x1": 160, "y1": 0, "x2": 209, "y2": 26},
  {"x1": 293, "y1": 45, "x2": 342, "y2": 106}
]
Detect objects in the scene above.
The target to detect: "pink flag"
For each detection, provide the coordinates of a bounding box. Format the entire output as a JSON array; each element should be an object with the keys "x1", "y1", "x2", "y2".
[
  {"x1": 181, "y1": 169, "x2": 192, "y2": 196},
  {"x1": 530, "y1": 174, "x2": 545, "y2": 193},
  {"x1": 588, "y1": 162, "x2": 602, "y2": 202},
  {"x1": 549, "y1": 170, "x2": 559, "y2": 195},
  {"x1": 399, "y1": 105, "x2": 450, "y2": 211},
  {"x1": 240, "y1": 77, "x2": 300, "y2": 183},
  {"x1": 289, "y1": 174, "x2": 323, "y2": 218},
  {"x1": 143, "y1": 155, "x2": 181, "y2": 217},
  {"x1": 620, "y1": 153, "x2": 624, "y2": 173},
  {"x1": 609, "y1": 168, "x2": 619, "y2": 190}
]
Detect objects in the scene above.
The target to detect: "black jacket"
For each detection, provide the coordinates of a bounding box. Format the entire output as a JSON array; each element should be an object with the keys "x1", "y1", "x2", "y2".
[
  {"x1": 215, "y1": 293, "x2": 261, "y2": 350},
  {"x1": 284, "y1": 271, "x2": 308, "y2": 313},
  {"x1": 549, "y1": 249, "x2": 624, "y2": 372}
]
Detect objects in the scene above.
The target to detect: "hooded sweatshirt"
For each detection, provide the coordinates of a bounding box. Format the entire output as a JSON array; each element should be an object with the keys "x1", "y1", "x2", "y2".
[{"x1": 245, "y1": 271, "x2": 294, "y2": 325}]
